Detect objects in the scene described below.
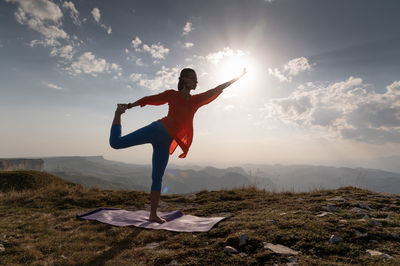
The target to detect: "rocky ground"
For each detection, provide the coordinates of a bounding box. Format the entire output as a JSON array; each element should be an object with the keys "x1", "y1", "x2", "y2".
[{"x1": 0, "y1": 171, "x2": 399, "y2": 265}]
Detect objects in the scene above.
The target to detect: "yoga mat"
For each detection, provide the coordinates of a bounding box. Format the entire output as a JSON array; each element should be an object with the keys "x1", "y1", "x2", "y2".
[{"x1": 77, "y1": 208, "x2": 228, "y2": 232}]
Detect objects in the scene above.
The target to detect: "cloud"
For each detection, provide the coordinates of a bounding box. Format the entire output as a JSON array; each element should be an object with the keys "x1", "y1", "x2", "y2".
[
  {"x1": 67, "y1": 52, "x2": 122, "y2": 77},
  {"x1": 143, "y1": 43, "x2": 169, "y2": 59},
  {"x1": 91, "y1": 7, "x2": 112, "y2": 35},
  {"x1": 62, "y1": 1, "x2": 80, "y2": 26},
  {"x1": 131, "y1": 37, "x2": 142, "y2": 51},
  {"x1": 206, "y1": 47, "x2": 245, "y2": 64},
  {"x1": 133, "y1": 66, "x2": 179, "y2": 91},
  {"x1": 268, "y1": 57, "x2": 313, "y2": 82},
  {"x1": 266, "y1": 77, "x2": 400, "y2": 143},
  {"x1": 131, "y1": 36, "x2": 169, "y2": 60},
  {"x1": 129, "y1": 73, "x2": 142, "y2": 82},
  {"x1": 44, "y1": 82, "x2": 64, "y2": 90},
  {"x1": 50, "y1": 44, "x2": 74, "y2": 60},
  {"x1": 184, "y1": 42, "x2": 194, "y2": 49},
  {"x1": 8, "y1": 0, "x2": 68, "y2": 47},
  {"x1": 7, "y1": 0, "x2": 63, "y2": 22},
  {"x1": 135, "y1": 58, "x2": 144, "y2": 66},
  {"x1": 91, "y1": 8, "x2": 101, "y2": 23},
  {"x1": 182, "y1": 22, "x2": 193, "y2": 35}
]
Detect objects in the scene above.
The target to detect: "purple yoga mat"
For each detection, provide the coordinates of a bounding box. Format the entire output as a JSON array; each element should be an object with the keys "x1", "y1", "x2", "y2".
[{"x1": 77, "y1": 208, "x2": 228, "y2": 232}]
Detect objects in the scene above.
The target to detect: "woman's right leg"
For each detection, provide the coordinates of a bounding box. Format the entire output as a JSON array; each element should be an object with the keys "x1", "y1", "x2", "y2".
[{"x1": 109, "y1": 122, "x2": 157, "y2": 150}]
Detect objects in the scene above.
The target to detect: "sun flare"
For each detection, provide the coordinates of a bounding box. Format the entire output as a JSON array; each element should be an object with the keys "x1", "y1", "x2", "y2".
[{"x1": 216, "y1": 52, "x2": 258, "y2": 88}]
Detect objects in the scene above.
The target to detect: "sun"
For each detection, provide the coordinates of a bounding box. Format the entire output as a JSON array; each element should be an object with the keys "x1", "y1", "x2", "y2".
[{"x1": 216, "y1": 52, "x2": 258, "y2": 88}]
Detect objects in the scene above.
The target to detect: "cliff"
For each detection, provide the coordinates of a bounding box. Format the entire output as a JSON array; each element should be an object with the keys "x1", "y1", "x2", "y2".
[{"x1": 0, "y1": 158, "x2": 44, "y2": 171}]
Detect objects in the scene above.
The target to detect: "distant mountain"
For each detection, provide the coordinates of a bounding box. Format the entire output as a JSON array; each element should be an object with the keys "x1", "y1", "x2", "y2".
[
  {"x1": 242, "y1": 164, "x2": 400, "y2": 194},
  {"x1": 40, "y1": 156, "x2": 400, "y2": 194},
  {"x1": 42, "y1": 156, "x2": 274, "y2": 194}
]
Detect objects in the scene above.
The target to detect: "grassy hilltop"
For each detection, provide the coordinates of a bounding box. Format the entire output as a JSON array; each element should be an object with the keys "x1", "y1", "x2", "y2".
[{"x1": 0, "y1": 171, "x2": 399, "y2": 265}]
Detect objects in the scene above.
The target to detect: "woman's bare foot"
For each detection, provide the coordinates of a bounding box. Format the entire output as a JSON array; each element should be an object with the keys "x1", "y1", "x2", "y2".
[{"x1": 149, "y1": 215, "x2": 166, "y2": 224}]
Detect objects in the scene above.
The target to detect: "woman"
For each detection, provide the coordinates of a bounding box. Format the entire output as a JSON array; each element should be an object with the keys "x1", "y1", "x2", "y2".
[{"x1": 110, "y1": 68, "x2": 246, "y2": 223}]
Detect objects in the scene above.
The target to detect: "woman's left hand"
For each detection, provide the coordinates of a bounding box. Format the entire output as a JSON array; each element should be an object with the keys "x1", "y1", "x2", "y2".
[{"x1": 240, "y1": 68, "x2": 247, "y2": 77}]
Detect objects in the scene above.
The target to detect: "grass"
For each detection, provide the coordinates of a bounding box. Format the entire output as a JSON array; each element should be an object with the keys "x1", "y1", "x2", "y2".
[{"x1": 0, "y1": 170, "x2": 399, "y2": 265}]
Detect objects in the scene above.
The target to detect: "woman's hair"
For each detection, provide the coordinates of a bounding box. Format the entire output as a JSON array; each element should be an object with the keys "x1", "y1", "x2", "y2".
[{"x1": 178, "y1": 68, "x2": 196, "y2": 91}]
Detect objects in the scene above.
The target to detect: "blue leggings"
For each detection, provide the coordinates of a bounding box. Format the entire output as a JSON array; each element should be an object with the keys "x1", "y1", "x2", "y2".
[{"x1": 109, "y1": 121, "x2": 173, "y2": 191}]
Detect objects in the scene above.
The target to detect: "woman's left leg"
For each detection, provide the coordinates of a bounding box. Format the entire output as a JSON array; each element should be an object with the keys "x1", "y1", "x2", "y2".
[{"x1": 149, "y1": 122, "x2": 172, "y2": 223}]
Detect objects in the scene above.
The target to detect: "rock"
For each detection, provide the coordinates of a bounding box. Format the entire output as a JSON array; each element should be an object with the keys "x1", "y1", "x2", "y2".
[
  {"x1": 239, "y1": 234, "x2": 248, "y2": 247},
  {"x1": 280, "y1": 212, "x2": 287, "y2": 216},
  {"x1": 329, "y1": 235, "x2": 343, "y2": 244},
  {"x1": 0, "y1": 244, "x2": 5, "y2": 253},
  {"x1": 369, "y1": 220, "x2": 380, "y2": 227},
  {"x1": 354, "y1": 230, "x2": 368, "y2": 237},
  {"x1": 339, "y1": 219, "x2": 347, "y2": 223},
  {"x1": 287, "y1": 256, "x2": 297, "y2": 263},
  {"x1": 145, "y1": 242, "x2": 160, "y2": 249},
  {"x1": 61, "y1": 255, "x2": 67, "y2": 259},
  {"x1": 351, "y1": 207, "x2": 369, "y2": 218},
  {"x1": 369, "y1": 240, "x2": 379, "y2": 244},
  {"x1": 263, "y1": 242, "x2": 299, "y2": 255},
  {"x1": 317, "y1": 212, "x2": 332, "y2": 217},
  {"x1": 324, "y1": 205, "x2": 336, "y2": 212},
  {"x1": 238, "y1": 252, "x2": 247, "y2": 257},
  {"x1": 386, "y1": 214, "x2": 395, "y2": 219},
  {"x1": 203, "y1": 241, "x2": 209, "y2": 245},
  {"x1": 327, "y1": 196, "x2": 345, "y2": 202},
  {"x1": 168, "y1": 259, "x2": 179, "y2": 265},
  {"x1": 224, "y1": 246, "x2": 239, "y2": 254},
  {"x1": 359, "y1": 203, "x2": 374, "y2": 210},
  {"x1": 366, "y1": 249, "x2": 392, "y2": 259}
]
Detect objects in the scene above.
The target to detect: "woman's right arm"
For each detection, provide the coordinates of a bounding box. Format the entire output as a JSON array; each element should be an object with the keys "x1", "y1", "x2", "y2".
[{"x1": 127, "y1": 90, "x2": 172, "y2": 109}]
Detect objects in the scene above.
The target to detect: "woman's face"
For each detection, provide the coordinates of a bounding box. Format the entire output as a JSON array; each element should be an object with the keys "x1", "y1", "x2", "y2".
[{"x1": 182, "y1": 72, "x2": 198, "y2": 90}]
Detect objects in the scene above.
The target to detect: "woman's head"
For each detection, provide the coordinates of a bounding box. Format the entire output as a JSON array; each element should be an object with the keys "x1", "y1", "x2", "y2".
[{"x1": 178, "y1": 68, "x2": 197, "y2": 91}]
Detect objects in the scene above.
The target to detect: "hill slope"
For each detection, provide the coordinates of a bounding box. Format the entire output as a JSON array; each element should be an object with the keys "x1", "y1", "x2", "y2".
[{"x1": 0, "y1": 171, "x2": 399, "y2": 265}]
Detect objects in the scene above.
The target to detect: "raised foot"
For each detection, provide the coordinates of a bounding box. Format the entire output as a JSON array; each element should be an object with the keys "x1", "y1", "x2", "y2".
[{"x1": 149, "y1": 215, "x2": 166, "y2": 224}]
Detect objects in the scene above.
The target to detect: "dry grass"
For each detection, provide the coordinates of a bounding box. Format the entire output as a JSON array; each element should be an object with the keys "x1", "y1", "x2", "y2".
[{"x1": 1, "y1": 171, "x2": 399, "y2": 265}]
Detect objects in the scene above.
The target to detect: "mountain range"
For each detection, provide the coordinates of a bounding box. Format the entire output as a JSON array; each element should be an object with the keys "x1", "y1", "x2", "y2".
[{"x1": 41, "y1": 156, "x2": 400, "y2": 194}]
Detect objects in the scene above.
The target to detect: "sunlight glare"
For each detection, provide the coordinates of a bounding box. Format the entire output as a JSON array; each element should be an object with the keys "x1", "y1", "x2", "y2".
[{"x1": 216, "y1": 52, "x2": 258, "y2": 89}]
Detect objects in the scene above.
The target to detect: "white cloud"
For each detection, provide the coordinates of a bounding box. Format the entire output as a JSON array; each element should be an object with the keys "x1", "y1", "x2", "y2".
[
  {"x1": 68, "y1": 52, "x2": 121, "y2": 77},
  {"x1": 143, "y1": 43, "x2": 169, "y2": 59},
  {"x1": 129, "y1": 73, "x2": 142, "y2": 82},
  {"x1": 206, "y1": 47, "x2": 244, "y2": 64},
  {"x1": 131, "y1": 36, "x2": 169, "y2": 60},
  {"x1": 62, "y1": 1, "x2": 80, "y2": 26},
  {"x1": 9, "y1": 0, "x2": 68, "y2": 47},
  {"x1": 284, "y1": 57, "x2": 312, "y2": 76},
  {"x1": 91, "y1": 7, "x2": 112, "y2": 35},
  {"x1": 7, "y1": 0, "x2": 63, "y2": 22},
  {"x1": 91, "y1": 8, "x2": 101, "y2": 23},
  {"x1": 184, "y1": 42, "x2": 194, "y2": 48},
  {"x1": 131, "y1": 37, "x2": 142, "y2": 51},
  {"x1": 268, "y1": 68, "x2": 290, "y2": 82},
  {"x1": 266, "y1": 77, "x2": 400, "y2": 143},
  {"x1": 183, "y1": 22, "x2": 193, "y2": 35},
  {"x1": 268, "y1": 57, "x2": 313, "y2": 82},
  {"x1": 44, "y1": 82, "x2": 64, "y2": 90},
  {"x1": 135, "y1": 58, "x2": 144, "y2": 66},
  {"x1": 136, "y1": 66, "x2": 180, "y2": 91},
  {"x1": 50, "y1": 44, "x2": 74, "y2": 60}
]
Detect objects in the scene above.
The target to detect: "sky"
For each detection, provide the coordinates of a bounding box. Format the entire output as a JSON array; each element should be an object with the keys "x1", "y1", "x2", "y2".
[{"x1": 1, "y1": 0, "x2": 400, "y2": 167}]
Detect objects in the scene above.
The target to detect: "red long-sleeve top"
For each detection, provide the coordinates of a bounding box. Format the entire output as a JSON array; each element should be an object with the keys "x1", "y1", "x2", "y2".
[{"x1": 138, "y1": 87, "x2": 224, "y2": 158}]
